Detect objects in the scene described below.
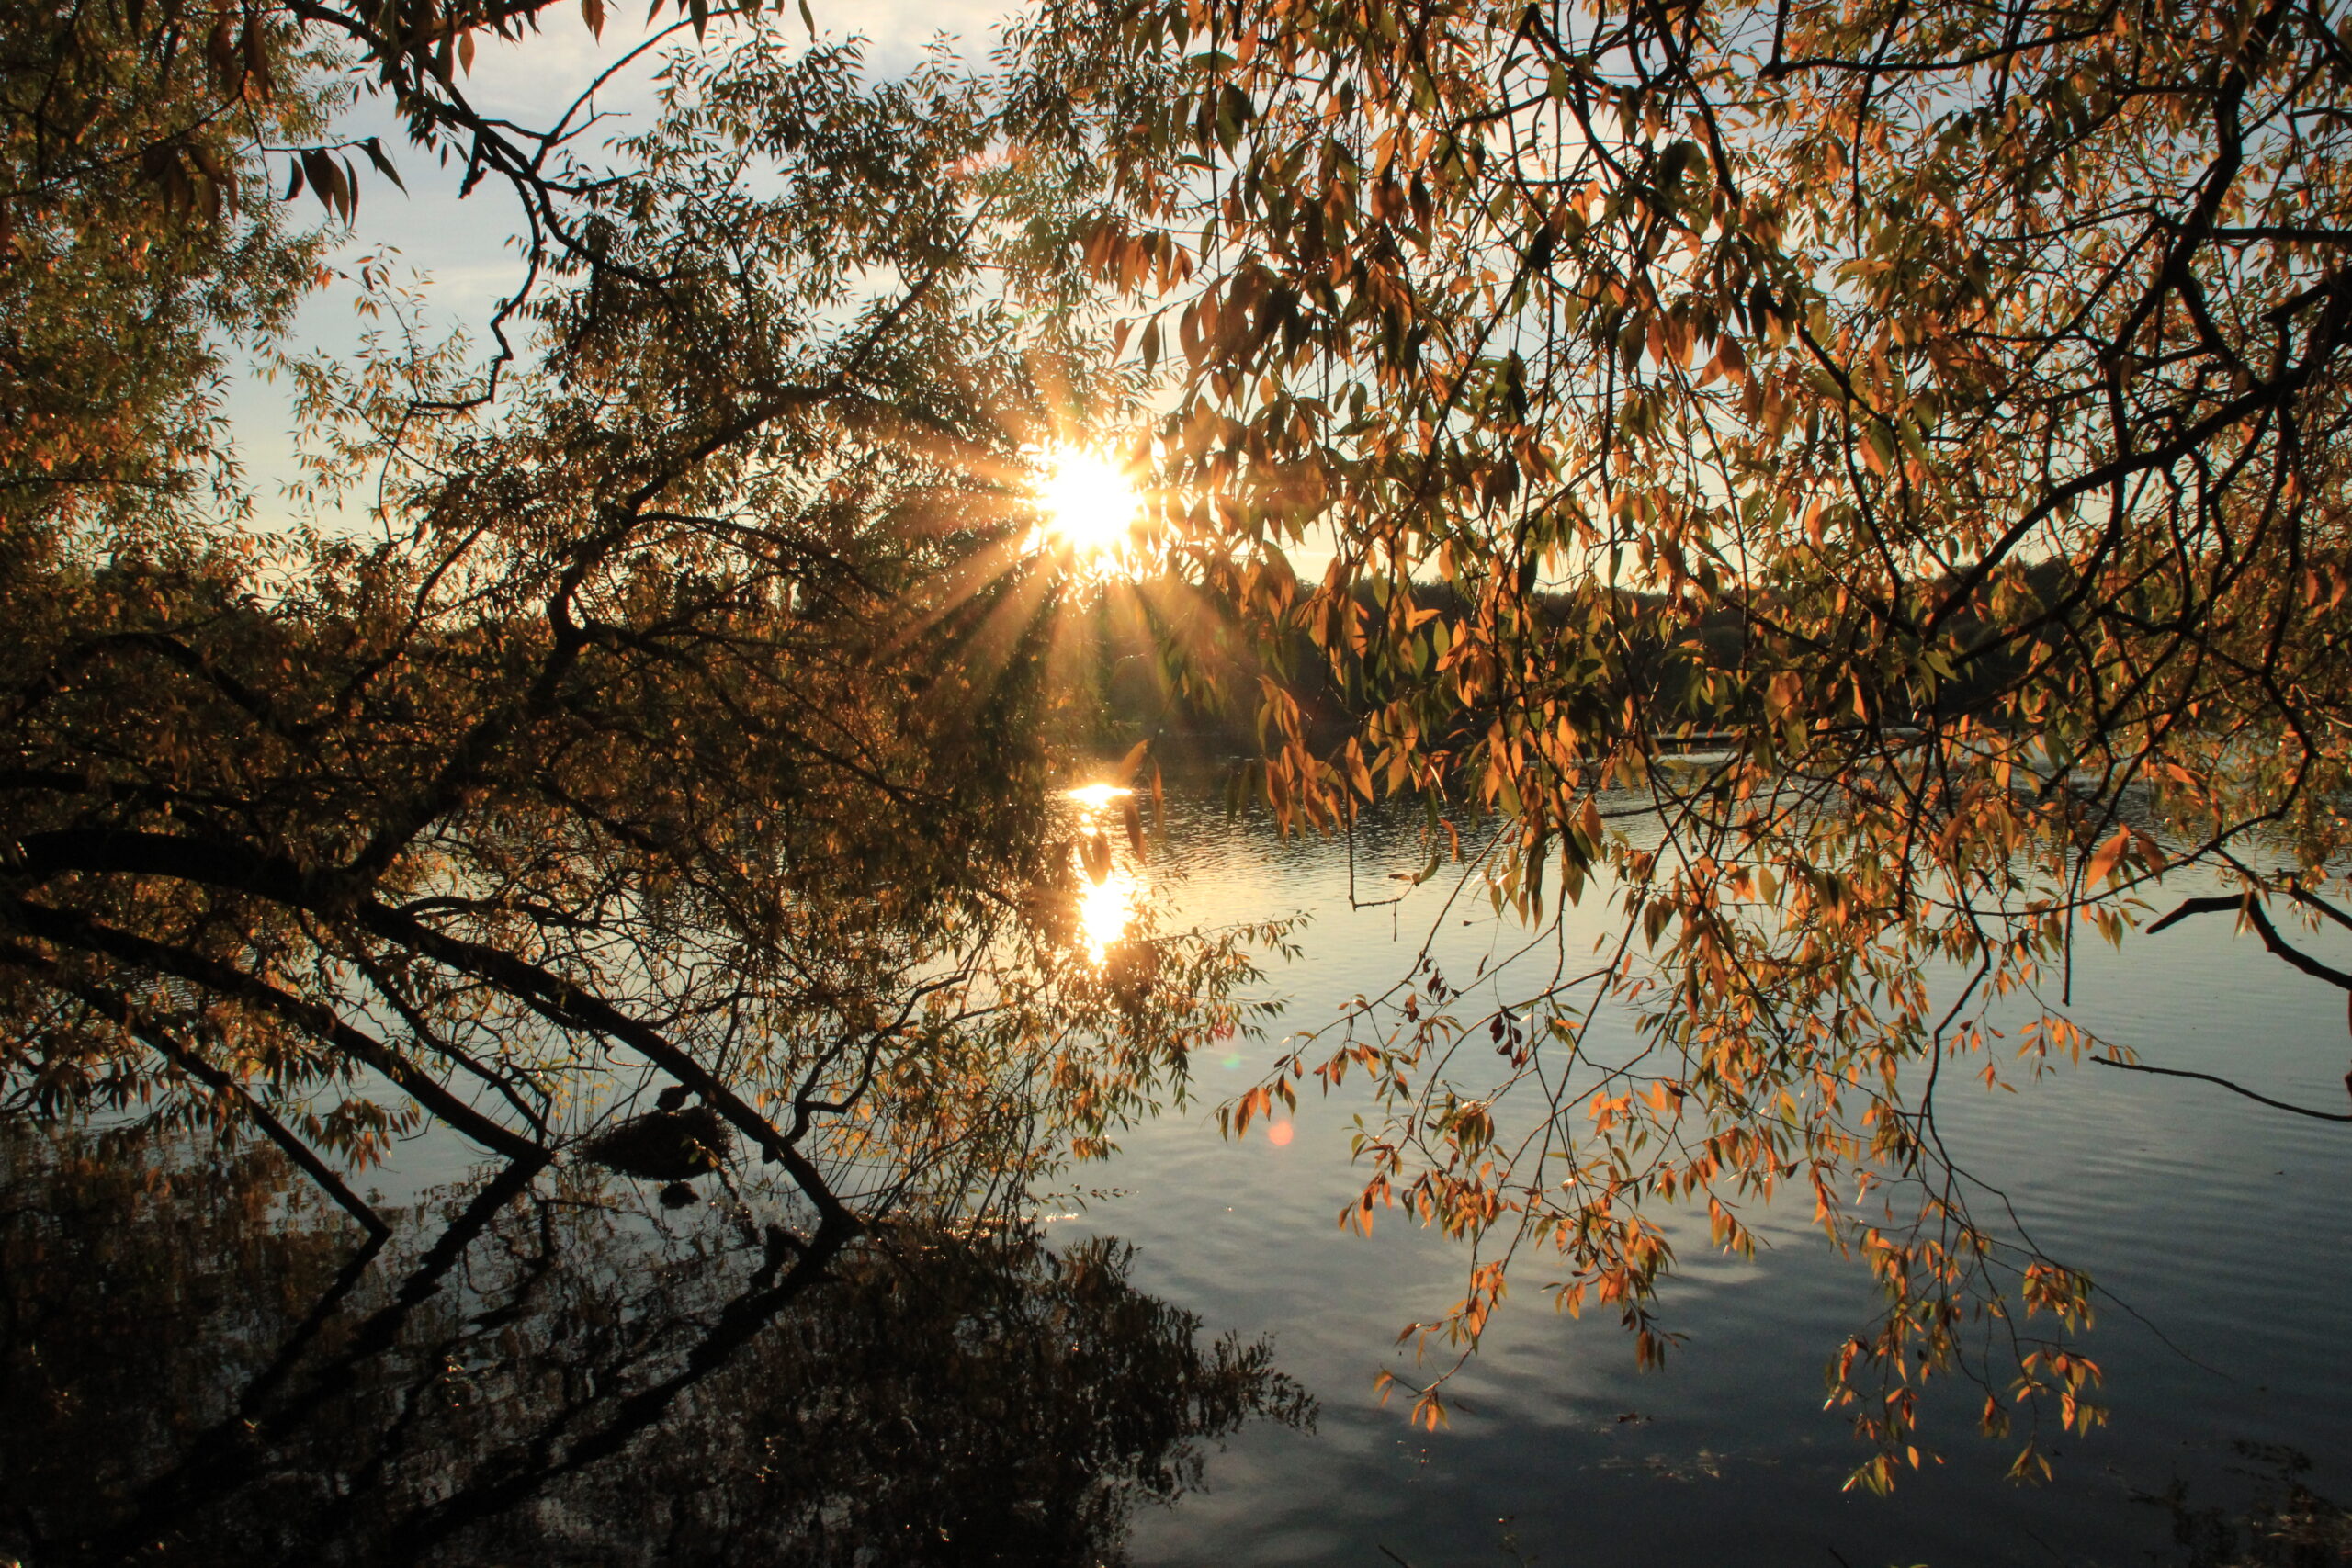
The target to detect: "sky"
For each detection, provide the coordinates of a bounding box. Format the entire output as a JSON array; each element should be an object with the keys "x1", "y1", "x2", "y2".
[{"x1": 226, "y1": 0, "x2": 1023, "y2": 528}]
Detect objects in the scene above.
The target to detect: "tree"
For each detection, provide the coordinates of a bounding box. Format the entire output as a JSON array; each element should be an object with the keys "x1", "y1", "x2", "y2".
[
  {"x1": 0, "y1": 0, "x2": 332, "y2": 537},
  {"x1": 1004, "y1": 0, "x2": 2352, "y2": 1485},
  {"x1": 0, "y1": 11, "x2": 1276, "y2": 1264}
]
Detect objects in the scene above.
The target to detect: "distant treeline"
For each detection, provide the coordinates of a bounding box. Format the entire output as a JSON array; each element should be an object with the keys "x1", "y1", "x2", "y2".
[{"x1": 1072, "y1": 557, "x2": 2068, "y2": 768}]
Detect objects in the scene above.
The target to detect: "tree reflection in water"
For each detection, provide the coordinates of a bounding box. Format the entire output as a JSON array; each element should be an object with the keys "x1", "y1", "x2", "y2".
[{"x1": 0, "y1": 1130, "x2": 1312, "y2": 1567}]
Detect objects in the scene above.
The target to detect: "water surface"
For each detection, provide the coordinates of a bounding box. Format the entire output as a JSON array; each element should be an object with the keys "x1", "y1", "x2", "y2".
[
  {"x1": 1084, "y1": 794, "x2": 2352, "y2": 1567},
  {"x1": 5, "y1": 793, "x2": 2347, "y2": 1566}
]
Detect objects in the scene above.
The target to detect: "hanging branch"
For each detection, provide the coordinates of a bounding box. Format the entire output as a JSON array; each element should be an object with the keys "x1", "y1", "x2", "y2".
[{"x1": 2090, "y1": 1054, "x2": 2352, "y2": 1122}]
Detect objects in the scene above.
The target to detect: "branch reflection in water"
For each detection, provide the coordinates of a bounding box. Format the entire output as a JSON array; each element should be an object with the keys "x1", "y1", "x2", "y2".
[{"x1": 0, "y1": 1128, "x2": 1313, "y2": 1568}]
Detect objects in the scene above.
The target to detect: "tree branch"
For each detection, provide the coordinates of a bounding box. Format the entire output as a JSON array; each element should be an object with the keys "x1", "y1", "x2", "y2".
[
  {"x1": 0, "y1": 940, "x2": 393, "y2": 1235},
  {"x1": 2091, "y1": 1054, "x2": 2352, "y2": 1122}
]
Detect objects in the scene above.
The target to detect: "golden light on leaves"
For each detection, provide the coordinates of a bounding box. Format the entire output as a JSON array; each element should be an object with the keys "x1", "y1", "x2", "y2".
[{"x1": 1033, "y1": 446, "x2": 1142, "y2": 564}]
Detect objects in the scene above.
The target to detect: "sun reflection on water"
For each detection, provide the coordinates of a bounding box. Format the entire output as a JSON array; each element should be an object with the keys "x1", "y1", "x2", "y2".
[
  {"x1": 1064, "y1": 784, "x2": 1145, "y2": 964},
  {"x1": 1076, "y1": 866, "x2": 1140, "y2": 965}
]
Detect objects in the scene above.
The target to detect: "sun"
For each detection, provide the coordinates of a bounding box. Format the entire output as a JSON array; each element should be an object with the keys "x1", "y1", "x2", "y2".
[{"x1": 1034, "y1": 446, "x2": 1142, "y2": 560}]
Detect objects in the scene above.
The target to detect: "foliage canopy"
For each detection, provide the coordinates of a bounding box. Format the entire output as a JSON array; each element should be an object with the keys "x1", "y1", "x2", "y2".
[
  {"x1": 1004, "y1": 0, "x2": 2352, "y2": 1483},
  {"x1": 0, "y1": 0, "x2": 1270, "y2": 1269}
]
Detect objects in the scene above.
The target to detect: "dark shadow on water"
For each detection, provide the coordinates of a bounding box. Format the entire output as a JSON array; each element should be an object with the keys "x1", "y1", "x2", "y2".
[
  {"x1": 0, "y1": 1128, "x2": 1313, "y2": 1567},
  {"x1": 2143, "y1": 1443, "x2": 2352, "y2": 1568}
]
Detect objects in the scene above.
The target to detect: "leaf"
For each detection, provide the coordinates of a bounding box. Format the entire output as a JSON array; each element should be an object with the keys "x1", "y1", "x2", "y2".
[
  {"x1": 300, "y1": 149, "x2": 342, "y2": 221},
  {"x1": 1081, "y1": 831, "x2": 1112, "y2": 885},
  {"x1": 362, "y1": 138, "x2": 407, "y2": 194},
  {"x1": 581, "y1": 0, "x2": 605, "y2": 37},
  {"x1": 1114, "y1": 738, "x2": 1149, "y2": 784},
  {"x1": 204, "y1": 14, "x2": 239, "y2": 91},
  {"x1": 240, "y1": 17, "x2": 273, "y2": 100},
  {"x1": 2082, "y1": 827, "x2": 2132, "y2": 887},
  {"x1": 184, "y1": 141, "x2": 231, "y2": 218}
]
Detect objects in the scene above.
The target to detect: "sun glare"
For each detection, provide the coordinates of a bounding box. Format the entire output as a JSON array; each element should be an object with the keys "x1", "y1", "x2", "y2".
[{"x1": 1035, "y1": 447, "x2": 1142, "y2": 560}]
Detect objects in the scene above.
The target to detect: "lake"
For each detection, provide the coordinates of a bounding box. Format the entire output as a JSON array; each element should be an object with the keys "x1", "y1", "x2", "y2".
[
  {"x1": 3, "y1": 788, "x2": 2347, "y2": 1566},
  {"x1": 1088, "y1": 791, "x2": 2352, "y2": 1566}
]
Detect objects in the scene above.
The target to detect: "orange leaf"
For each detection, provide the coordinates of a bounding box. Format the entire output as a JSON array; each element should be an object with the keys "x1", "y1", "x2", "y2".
[{"x1": 2082, "y1": 826, "x2": 2131, "y2": 886}]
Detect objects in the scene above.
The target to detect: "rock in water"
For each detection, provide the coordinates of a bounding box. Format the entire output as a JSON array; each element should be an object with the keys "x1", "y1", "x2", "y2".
[{"x1": 582, "y1": 1105, "x2": 733, "y2": 1181}]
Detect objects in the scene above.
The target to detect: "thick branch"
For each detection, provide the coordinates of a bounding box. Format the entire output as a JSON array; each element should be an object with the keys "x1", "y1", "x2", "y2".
[
  {"x1": 4, "y1": 827, "x2": 848, "y2": 1225},
  {"x1": 0, "y1": 895, "x2": 543, "y2": 1160},
  {"x1": 0, "y1": 941, "x2": 393, "y2": 1235}
]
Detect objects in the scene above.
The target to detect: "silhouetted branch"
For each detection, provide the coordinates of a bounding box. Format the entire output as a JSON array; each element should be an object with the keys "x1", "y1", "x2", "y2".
[
  {"x1": 0, "y1": 894, "x2": 544, "y2": 1160},
  {"x1": 2149, "y1": 891, "x2": 2352, "y2": 990},
  {"x1": 2147, "y1": 893, "x2": 2249, "y2": 934},
  {"x1": 0, "y1": 940, "x2": 393, "y2": 1236},
  {"x1": 2091, "y1": 1054, "x2": 2352, "y2": 1122}
]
